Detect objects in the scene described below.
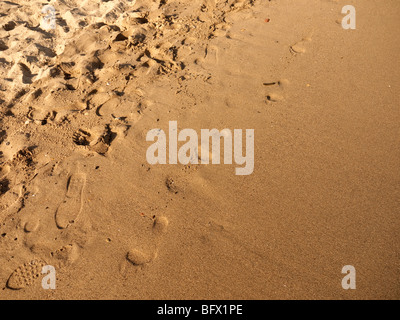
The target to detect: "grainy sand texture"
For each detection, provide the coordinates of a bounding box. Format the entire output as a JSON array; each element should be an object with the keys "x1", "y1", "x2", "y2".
[{"x1": 0, "y1": 0, "x2": 399, "y2": 299}]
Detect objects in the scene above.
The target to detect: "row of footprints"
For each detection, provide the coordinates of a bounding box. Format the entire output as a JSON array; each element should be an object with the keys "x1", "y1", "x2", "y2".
[{"x1": 5, "y1": 169, "x2": 170, "y2": 290}]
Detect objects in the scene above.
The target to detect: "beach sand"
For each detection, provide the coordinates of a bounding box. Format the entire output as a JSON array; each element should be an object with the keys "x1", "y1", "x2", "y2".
[{"x1": 0, "y1": 0, "x2": 399, "y2": 299}]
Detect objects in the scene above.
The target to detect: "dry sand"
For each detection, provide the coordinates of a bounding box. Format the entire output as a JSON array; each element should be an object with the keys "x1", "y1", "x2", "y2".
[{"x1": 0, "y1": 0, "x2": 399, "y2": 299}]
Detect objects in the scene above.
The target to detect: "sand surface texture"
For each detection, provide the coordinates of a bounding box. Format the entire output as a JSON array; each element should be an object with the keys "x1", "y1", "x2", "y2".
[{"x1": 0, "y1": 0, "x2": 399, "y2": 299}]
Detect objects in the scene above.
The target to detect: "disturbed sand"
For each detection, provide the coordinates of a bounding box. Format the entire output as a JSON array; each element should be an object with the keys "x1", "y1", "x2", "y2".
[{"x1": 0, "y1": 0, "x2": 399, "y2": 299}]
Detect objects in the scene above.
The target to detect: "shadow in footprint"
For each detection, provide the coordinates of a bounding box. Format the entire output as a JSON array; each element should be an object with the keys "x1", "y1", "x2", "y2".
[
  {"x1": 19, "y1": 63, "x2": 37, "y2": 84},
  {"x1": 35, "y1": 43, "x2": 56, "y2": 58},
  {"x1": 0, "y1": 178, "x2": 10, "y2": 196},
  {"x1": 0, "y1": 40, "x2": 8, "y2": 51}
]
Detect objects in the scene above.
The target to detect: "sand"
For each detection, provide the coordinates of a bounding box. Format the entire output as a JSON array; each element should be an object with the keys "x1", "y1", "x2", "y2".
[{"x1": 0, "y1": 0, "x2": 399, "y2": 299}]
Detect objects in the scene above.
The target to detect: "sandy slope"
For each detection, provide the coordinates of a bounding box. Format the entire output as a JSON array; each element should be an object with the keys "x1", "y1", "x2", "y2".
[{"x1": 0, "y1": 0, "x2": 399, "y2": 299}]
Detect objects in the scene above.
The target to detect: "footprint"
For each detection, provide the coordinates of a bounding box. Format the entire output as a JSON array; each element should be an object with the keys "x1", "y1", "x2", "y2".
[
  {"x1": 290, "y1": 42, "x2": 306, "y2": 54},
  {"x1": 204, "y1": 45, "x2": 219, "y2": 65},
  {"x1": 290, "y1": 34, "x2": 313, "y2": 55},
  {"x1": 7, "y1": 259, "x2": 47, "y2": 290},
  {"x1": 52, "y1": 243, "x2": 80, "y2": 267},
  {"x1": 0, "y1": 131, "x2": 29, "y2": 162},
  {"x1": 73, "y1": 129, "x2": 92, "y2": 146},
  {"x1": 152, "y1": 216, "x2": 169, "y2": 236},
  {"x1": 0, "y1": 184, "x2": 24, "y2": 218},
  {"x1": 120, "y1": 247, "x2": 155, "y2": 277},
  {"x1": 126, "y1": 249, "x2": 154, "y2": 266},
  {"x1": 27, "y1": 108, "x2": 57, "y2": 125},
  {"x1": 24, "y1": 219, "x2": 40, "y2": 233},
  {"x1": 124, "y1": 216, "x2": 169, "y2": 270},
  {"x1": 88, "y1": 126, "x2": 115, "y2": 155},
  {"x1": 209, "y1": 23, "x2": 232, "y2": 38},
  {"x1": 264, "y1": 79, "x2": 289, "y2": 103},
  {"x1": 97, "y1": 96, "x2": 138, "y2": 120},
  {"x1": 55, "y1": 171, "x2": 86, "y2": 229},
  {"x1": 165, "y1": 177, "x2": 179, "y2": 194},
  {"x1": 73, "y1": 125, "x2": 117, "y2": 155},
  {"x1": 266, "y1": 93, "x2": 284, "y2": 102}
]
